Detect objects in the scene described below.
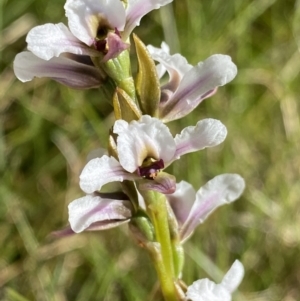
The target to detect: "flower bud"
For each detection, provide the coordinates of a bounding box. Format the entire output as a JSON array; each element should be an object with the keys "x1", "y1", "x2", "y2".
[{"x1": 129, "y1": 210, "x2": 155, "y2": 245}]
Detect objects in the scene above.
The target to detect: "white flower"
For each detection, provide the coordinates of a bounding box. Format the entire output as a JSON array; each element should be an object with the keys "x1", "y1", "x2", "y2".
[
  {"x1": 14, "y1": 0, "x2": 173, "y2": 87},
  {"x1": 186, "y1": 260, "x2": 244, "y2": 301},
  {"x1": 147, "y1": 43, "x2": 237, "y2": 122},
  {"x1": 79, "y1": 115, "x2": 227, "y2": 195},
  {"x1": 166, "y1": 175, "x2": 245, "y2": 242}
]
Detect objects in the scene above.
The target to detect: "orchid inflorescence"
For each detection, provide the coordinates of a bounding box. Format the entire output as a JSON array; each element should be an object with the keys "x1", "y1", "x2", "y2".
[{"x1": 14, "y1": 0, "x2": 246, "y2": 300}]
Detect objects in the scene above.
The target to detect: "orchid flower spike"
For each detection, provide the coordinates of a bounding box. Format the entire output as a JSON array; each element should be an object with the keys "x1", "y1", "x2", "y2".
[
  {"x1": 147, "y1": 42, "x2": 237, "y2": 122},
  {"x1": 14, "y1": 0, "x2": 172, "y2": 87},
  {"x1": 80, "y1": 115, "x2": 227, "y2": 195},
  {"x1": 166, "y1": 174, "x2": 245, "y2": 242},
  {"x1": 186, "y1": 260, "x2": 244, "y2": 301}
]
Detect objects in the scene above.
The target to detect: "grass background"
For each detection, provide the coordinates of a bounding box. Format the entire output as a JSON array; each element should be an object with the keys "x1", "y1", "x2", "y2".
[{"x1": 1, "y1": 0, "x2": 300, "y2": 300}]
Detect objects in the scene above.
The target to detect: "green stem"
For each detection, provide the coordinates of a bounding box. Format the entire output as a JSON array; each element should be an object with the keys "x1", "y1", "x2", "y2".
[
  {"x1": 171, "y1": 242, "x2": 184, "y2": 278},
  {"x1": 141, "y1": 190, "x2": 178, "y2": 301}
]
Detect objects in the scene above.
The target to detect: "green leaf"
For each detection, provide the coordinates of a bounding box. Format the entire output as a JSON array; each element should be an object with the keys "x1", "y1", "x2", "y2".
[{"x1": 133, "y1": 34, "x2": 161, "y2": 117}]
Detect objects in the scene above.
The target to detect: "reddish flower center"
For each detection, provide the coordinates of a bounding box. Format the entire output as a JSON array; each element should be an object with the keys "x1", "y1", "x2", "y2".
[
  {"x1": 137, "y1": 159, "x2": 164, "y2": 180},
  {"x1": 94, "y1": 27, "x2": 121, "y2": 54}
]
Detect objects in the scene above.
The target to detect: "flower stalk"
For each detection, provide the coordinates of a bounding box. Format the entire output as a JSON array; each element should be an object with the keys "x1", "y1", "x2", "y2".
[{"x1": 141, "y1": 189, "x2": 180, "y2": 301}]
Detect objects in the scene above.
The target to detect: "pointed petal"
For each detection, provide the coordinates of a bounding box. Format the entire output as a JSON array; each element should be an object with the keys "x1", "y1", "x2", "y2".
[
  {"x1": 102, "y1": 32, "x2": 130, "y2": 62},
  {"x1": 79, "y1": 155, "x2": 138, "y2": 194},
  {"x1": 161, "y1": 54, "x2": 237, "y2": 122},
  {"x1": 221, "y1": 260, "x2": 245, "y2": 293},
  {"x1": 65, "y1": 0, "x2": 126, "y2": 46},
  {"x1": 166, "y1": 181, "x2": 196, "y2": 225},
  {"x1": 174, "y1": 119, "x2": 227, "y2": 160},
  {"x1": 26, "y1": 23, "x2": 99, "y2": 60},
  {"x1": 147, "y1": 43, "x2": 192, "y2": 90},
  {"x1": 13, "y1": 51, "x2": 103, "y2": 89},
  {"x1": 180, "y1": 174, "x2": 245, "y2": 241},
  {"x1": 50, "y1": 227, "x2": 75, "y2": 238},
  {"x1": 186, "y1": 278, "x2": 231, "y2": 301},
  {"x1": 124, "y1": 0, "x2": 173, "y2": 38},
  {"x1": 147, "y1": 42, "x2": 170, "y2": 78},
  {"x1": 114, "y1": 116, "x2": 176, "y2": 172},
  {"x1": 68, "y1": 195, "x2": 133, "y2": 233},
  {"x1": 186, "y1": 260, "x2": 244, "y2": 301},
  {"x1": 138, "y1": 172, "x2": 176, "y2": 194}
]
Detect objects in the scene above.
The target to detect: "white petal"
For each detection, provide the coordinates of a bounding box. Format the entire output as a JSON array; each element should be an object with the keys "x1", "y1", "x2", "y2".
[
  {"x1": 147, "y1": 43, "x2": 192, "y2": 82},
  {"x1": 161, "y1": 54, "x2": 237, "y2": 122},
  {"x1": 114, "y1": 116, "x2": 176, "y2": 172},
  {"x1": 68, "y1": 195, "x2": 132, "y2": 233},
  {"x1": 13, "y1": 51, "x2": 103, "y2": 89},
  {"x1": 124, "y1": 0, "x2": 173, "y2": 38},
  {"x1": 174, "y1": 119, "x2": 227, "y2": 159},
  {"x1": 221, "y1": 260, "x2": 245, "y2": 293},
  {"x1": 186, "y1": 278, "x2": 231, "y2": 301},
  {"x1": 186, "y1": 260, "x2": 244, "y2": 301},
  {"x1": 65, "y1": 0, "x2": 126, "y2": 46},
  {"x1": 26, "y1": 23, "x2": 98, "y2": 60},
  {"x1": 147, "y1": 42, "x2": 170, "y2": 78},
  {"x1": 180, "y1": 174, "x2": 245, "y2": 241},
  {"x1": 166, "y1": 181, "x2": 196, "y2": 225},
  {"x1": 79, "y1": 155, "x2": 138, "y2": 194}
]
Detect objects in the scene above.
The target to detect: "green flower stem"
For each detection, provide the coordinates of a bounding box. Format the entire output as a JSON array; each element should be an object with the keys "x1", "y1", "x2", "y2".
[
  {"x1": 141, "y1": 190, "x2": 179, "y2": 301},
  {"x1": 147, "y1": 242, "x2": 177, "y2": 301},
  {"x1": 171, "y1": 242, "x2": 184, "y2": 279},
  {"x1": 165, "y1": 201, "x2": 185, "y2": 278}
]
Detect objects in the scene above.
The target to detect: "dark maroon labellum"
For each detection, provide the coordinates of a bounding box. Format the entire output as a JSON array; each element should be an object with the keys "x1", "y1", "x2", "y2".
[
  {"x1": 94, "y1": 39, "x2": 107, "y2": 53},
  {"x1": 137, "y1": 159, "x2": 164, "y2": 179},
  {"x1": 93, "y1": 28, "x2": 122, "y2": 54}
]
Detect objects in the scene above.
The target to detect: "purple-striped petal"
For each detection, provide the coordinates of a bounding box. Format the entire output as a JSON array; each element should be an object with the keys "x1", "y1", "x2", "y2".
[
  {"x1": 166, "y1": 181, "x2": 196, "y2": 225},
  {"x1": 13, "y1": 51, "x2": 103, "y2": 89},
  {"x1": 161, "y1": 54, "x2": 237, "y2": 122},
  {"x1": 79, "y1": 155, "x2": 138, "y2": 194},
  {"x1": 147, "y1": 43, "x2": 192, "y2": 90},
  {"x1": 124, "y1": 0, "x2": 173, "y2": 39},
  {"x1": 180, "y1": 174, "x2": 245, "y2": 241},
  {"x1": 26, "y1": 23, "x2": 99, "y2": 60},
  {"x1": 173, "y1": 119, "x2": 227, "y2": 160},
  {"x1": 138, "y1": 172, "x2": 176, "y2": 194},
  {"x1": 68, "y1": 194, "x2": 133, "y2": 233}
]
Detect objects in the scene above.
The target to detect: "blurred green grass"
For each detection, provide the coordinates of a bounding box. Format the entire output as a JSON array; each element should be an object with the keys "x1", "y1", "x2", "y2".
[{"x1": 1, "y1": 0, "x2": 300, "y2": 300}]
